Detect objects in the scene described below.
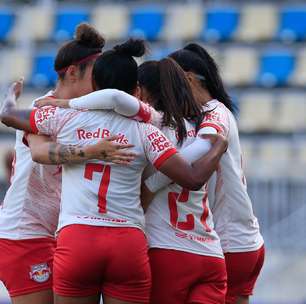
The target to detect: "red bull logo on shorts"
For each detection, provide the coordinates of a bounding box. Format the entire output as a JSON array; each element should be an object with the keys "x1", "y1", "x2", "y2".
[{"x1": 29, "y1": 263, "x2": 51, "y2": 283}]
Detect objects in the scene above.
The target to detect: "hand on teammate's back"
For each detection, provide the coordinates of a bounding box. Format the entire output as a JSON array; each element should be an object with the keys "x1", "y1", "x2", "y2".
[
  {"x1": 200, "y1": 133, "x2": 228, "y2": 153},
  {"x1": 34, "y1": 97, "x2": 69, "y2": 108},
  {"x1": 84, "y1": 135, "x2": 137, "y2": 165}
]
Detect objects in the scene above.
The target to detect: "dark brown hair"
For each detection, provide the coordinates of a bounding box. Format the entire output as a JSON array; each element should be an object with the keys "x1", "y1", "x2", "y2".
[
  {"x1": 138, "y1": 58, "x2": 203, "y2": 145},
  {"x1": 54, "y1": 23, "x2": 105, "y2": 79}
]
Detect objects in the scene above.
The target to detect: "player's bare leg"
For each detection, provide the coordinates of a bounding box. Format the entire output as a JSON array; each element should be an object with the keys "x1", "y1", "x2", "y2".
[
  {"x1": 104, "y1": 295, "x2": 145, "y2": 304},
  {"x1": 11, "y1": 289, "x2": 53, "y2": 304},
  {"x1": 236, "y1": 296, "x2": 249, "y2": 304},
  {"x1": 54, "y1": 294, "x2": 101, "y2": 304}
]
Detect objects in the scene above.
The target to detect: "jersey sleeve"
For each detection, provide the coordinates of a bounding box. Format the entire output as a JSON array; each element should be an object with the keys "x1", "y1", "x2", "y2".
[
  {"x1": 144, "y1": 136, "x2": 212, "y2": 192},
  {"x1": 29, "y1": 106, "x2": 61, "y2": 136},
  {"x1": 139, "y1": 123, "x2": 177, "y2": 169},
  {"x1": 69, "y1": 88, "x2": 162, "y2": 126},
  {"x1": 199, "y1": 105, "x2": 230, "y2": 137}
]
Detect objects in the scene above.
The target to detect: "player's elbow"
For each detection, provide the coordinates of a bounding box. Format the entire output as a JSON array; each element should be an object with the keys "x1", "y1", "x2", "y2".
[
  {"x1": 30, "y1": 151, "x2": 40, "y2": 163},
  {"x1": 30, "y1": 149, "x2": 45, "y2": 164},
  {"x1": 0, "y1": 115, "x2": 11, "y2": 126},
  {"x1": 188, "y1": 182, "x2": 203, "y2": 191},
  {"x1": 182, "y1": 177, "x2": 204, "y2": 191}
]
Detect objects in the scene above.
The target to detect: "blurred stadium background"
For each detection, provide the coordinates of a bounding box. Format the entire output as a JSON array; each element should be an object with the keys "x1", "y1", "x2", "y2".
[{"x1": 1, "y1": 0, "x2": 306, "y2": 303}]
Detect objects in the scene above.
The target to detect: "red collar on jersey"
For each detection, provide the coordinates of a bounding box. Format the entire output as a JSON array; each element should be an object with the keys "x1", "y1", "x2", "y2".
[{"x1": 56, "y1": 52, "x2": 101, "y2": 74}]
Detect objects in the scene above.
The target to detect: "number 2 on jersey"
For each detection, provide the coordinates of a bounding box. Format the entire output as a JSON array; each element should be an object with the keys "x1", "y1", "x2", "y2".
[
  {"x1": 168, "y1": 188, "x2": 211, "y2": 232},
  {"x1": 84, "y1": 163, "x2": 111, "y2": 214}
]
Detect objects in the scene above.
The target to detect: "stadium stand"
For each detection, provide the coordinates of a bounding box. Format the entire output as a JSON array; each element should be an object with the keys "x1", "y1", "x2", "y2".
[{"x1": 0, "y1": 3, "x2": 306, "y2": 88}]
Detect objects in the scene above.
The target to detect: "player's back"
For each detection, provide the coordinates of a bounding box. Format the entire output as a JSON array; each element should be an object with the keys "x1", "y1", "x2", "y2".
[
  {"x1": 37, "y1": 107, "x2": 176, "y2": 232},
  {"x1": 205, "y1": 100, "x2": 263, "y2": 252},
  {"x1": 145, "y1": 119, "x2": 223, "y2": 258}
]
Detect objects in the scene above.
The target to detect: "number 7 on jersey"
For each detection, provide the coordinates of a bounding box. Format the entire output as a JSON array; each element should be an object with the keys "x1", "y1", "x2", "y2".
[{"x1": 84, "y1": 163, "x2": 111, "y2": 214}]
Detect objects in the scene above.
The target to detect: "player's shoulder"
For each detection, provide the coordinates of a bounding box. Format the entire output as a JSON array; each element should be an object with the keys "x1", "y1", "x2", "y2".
[
  {"x1": 204, "y1": 99, "x2": 228, "y2": 114},
  {"x1": 203, "y1": 99, "x2": 231, "y2": 122}
]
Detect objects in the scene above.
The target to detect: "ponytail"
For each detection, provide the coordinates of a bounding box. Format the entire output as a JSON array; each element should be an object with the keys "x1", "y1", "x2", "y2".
[
  {"x1": 138, "y1": 58, "x2": 203, "y2": 145},
  {"x1": 170, "y1": 43, "x2": 235, "y2": 113}
]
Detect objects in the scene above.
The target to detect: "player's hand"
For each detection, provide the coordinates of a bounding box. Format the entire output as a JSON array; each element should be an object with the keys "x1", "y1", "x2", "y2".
[
  {"x1": 34, "y1": 98, "x2": 70, "y2": 108},
  {"x1": 84, "y1": 136, "x2": 137, "y2": 165},
  {"x1": 0, "y1": 78, "x2": 24, "y2": 116},
  {"x1": 13, "y1": 77, "x2": 24, "y2": 100},
  {"x1": 200, "y1": 133, "x2": 228, "y2": 153}
]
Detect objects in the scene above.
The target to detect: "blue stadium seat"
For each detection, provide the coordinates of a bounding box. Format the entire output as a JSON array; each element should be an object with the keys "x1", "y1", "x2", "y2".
[
  {"x1": 257, "y1": 51, "x2": 295, "y2": 87},
  {"x1": 202, "y1": 8, "x2": 239, "y2": 41},
  {"x1": 53, "y1": 9, "x2": 89, "y2": 41},
  {"x1": 278, "y1": 7, "x2": 306, "y2": 41},
  {"x1": 0, "y1": 10, "x2": 14, "y2": 41},
  {"x1": 129, "y1": 6, "x2": 164, "y2": 40},
  {"x1": 31, "y1": 53, "x2": 57, "y2": 87}
]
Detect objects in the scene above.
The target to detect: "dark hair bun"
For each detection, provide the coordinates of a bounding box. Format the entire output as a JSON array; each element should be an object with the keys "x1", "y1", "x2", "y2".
[
  {"x1": 75, "y1": 23, "x2": 105, "y2": 49},
  {"x1": 114, "y1": 39, "x2": 146, "y2": 58}
]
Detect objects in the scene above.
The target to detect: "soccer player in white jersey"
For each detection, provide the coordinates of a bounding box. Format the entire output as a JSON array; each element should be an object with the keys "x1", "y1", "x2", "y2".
[
  {"x1": 1, "y1": 39, "x2": 228, "y2": 304},
  {"x1": 169, "y1": 44, "x2": 265, "y2": 304},
  {"x1": 138, "y1": 59, "x2": 227, "y2": 304},
  {"x1": 0, "y1": 24, "x2": 135, "y2": 304}
]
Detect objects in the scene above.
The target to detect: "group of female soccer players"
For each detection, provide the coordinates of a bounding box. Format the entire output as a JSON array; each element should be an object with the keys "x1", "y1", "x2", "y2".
[{"x1": 0, "y1": 23, "x2": 264, "y2": 304}]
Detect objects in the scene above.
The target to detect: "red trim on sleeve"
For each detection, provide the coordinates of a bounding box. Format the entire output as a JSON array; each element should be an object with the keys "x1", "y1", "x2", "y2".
[
  {"x1": 29, "y1": 109, "x2": 39, "y2": 134},
  {"x1": 154, "y1": 148, "x2": 177, "y2": 169},
  {"x1": 130, "y1": 101, "x2": 152, "y2": 123},
  {"x1": 199, "y1": 122, "x2": 222, "y2": 133}
]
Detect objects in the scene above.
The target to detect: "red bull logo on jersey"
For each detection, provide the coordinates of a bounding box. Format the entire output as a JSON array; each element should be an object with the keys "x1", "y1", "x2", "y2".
[
  {"x1": 77, "y1": 128, "x2": 129, "y2": 144},
  {"x1": 29, "y1": 263, "x2": 51, "y2": 283},
  {"x1": 147, "y1": 130, "x2": 171, "y2": 152}
]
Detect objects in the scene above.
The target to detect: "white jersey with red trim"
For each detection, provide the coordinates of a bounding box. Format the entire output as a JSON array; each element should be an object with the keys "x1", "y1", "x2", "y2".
[
  {"x1": 30, "y1": 107, "x2": 177, "y2": 232},
  {"x1": 145, "y1": 120, "x2": 223, "y2": 258},
  {"x1": 0, "y1": 92, "x2": 61, "y2": 240},
  {"x1": 201, "y1": 99, "x2": 264, "y2": 253}
]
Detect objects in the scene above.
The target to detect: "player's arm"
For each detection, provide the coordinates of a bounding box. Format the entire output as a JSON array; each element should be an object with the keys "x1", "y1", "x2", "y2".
[
  {"x1": 0, "y1": 79, "x2": 33, "y2": 132},
  {"x1": 141, "y1": 134, "x2": 213, "y2": 209},
  {"x1": 144, "y1": 134, "x2": 213, "y2": 193},
  {"x1": 141, "y1": 182, "x2": 155, "y2": 212},
  {"x1": 34, "y1": 89, "x2": 159, "y2": 124},
  {"x1": 142, "y1": 125, "x2": 227, "y2": 191},
  {"x1": 27, "y1": 134, "x2": 136, "y2": 165},
  {"x1": 158, "y1": 134, "x2": 227, "y2": 191}
]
